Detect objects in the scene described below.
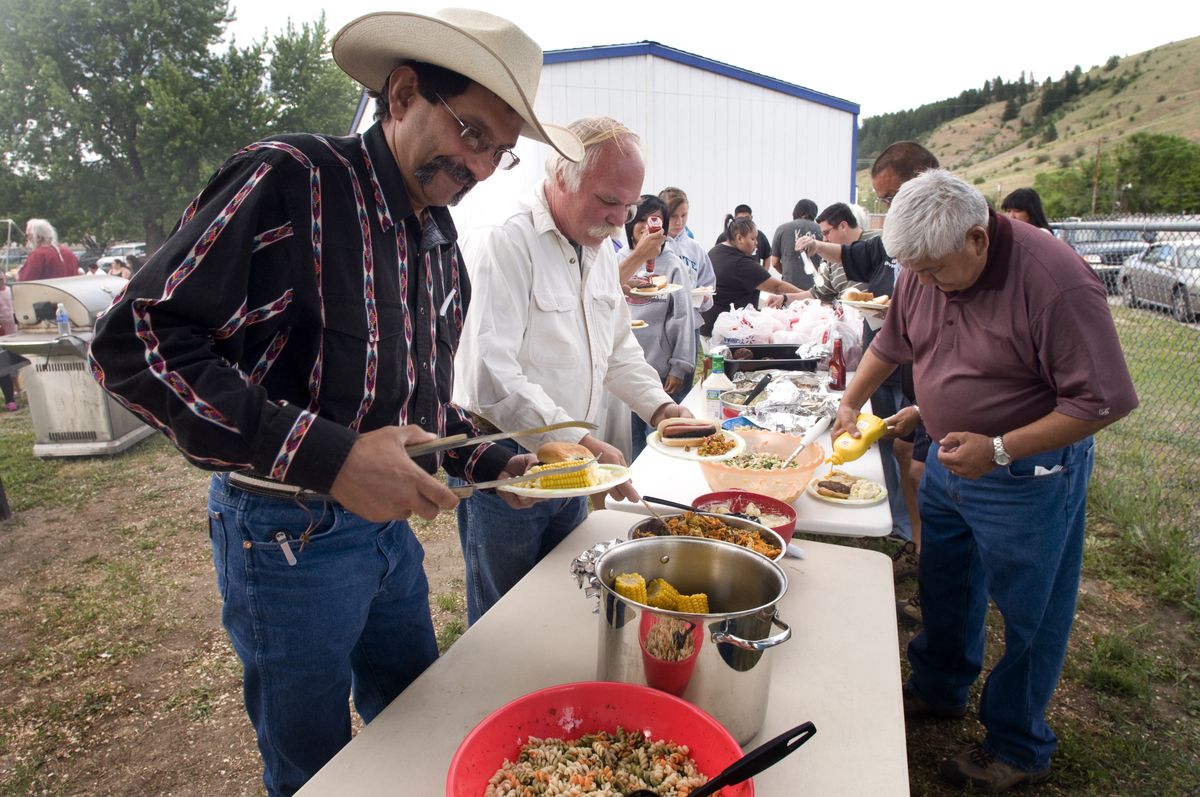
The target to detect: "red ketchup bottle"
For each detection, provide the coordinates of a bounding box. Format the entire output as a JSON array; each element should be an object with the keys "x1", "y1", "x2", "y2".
[
  {"x1": 828, "y1": 335, "x2": 847, "y2": 391},
  {"x1": 645, "y1": 215, "x2": 662, "y2": 273}
]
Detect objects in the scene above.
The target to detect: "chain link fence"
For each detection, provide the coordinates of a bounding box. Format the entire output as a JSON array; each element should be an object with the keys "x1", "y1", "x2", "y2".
[{"x1": 1052, "y1": 216, "x2": 1200, "y2": 548}]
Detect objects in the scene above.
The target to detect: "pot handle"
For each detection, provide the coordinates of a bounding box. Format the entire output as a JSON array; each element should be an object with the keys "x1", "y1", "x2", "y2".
[{"x1": 711, "y1": 612, "x2": 791, "y2": 652}]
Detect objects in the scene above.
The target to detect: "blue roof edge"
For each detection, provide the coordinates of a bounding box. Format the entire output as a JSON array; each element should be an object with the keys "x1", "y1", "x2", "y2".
[{"x1": 543, "y1": 41, "x2": 860, "y2": 116}]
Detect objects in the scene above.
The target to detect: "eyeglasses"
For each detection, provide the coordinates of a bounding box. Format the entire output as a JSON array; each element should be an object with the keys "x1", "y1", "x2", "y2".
[
  {"x1": 880, "y1": 192, "x2": 897, "y2": 207},
  {"x1": 435, "y1": 93, "x2": 520, "y2": 171}
]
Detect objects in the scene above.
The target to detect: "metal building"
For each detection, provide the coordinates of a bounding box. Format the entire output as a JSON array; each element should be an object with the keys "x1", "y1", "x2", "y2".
[{"x1": 354, "y1": 41, "x2": 860, "y2": 246}]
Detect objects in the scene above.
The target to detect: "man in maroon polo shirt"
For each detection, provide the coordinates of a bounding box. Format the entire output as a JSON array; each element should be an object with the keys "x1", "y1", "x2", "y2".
[{"x1": 833, "y1": 169, "x2": 1138, "y2": 793}]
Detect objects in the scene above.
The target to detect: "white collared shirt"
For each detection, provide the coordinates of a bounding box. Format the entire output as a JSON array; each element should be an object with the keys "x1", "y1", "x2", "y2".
[{"x1": 453, "y1": 183, "x2": 673, "y2": 452}]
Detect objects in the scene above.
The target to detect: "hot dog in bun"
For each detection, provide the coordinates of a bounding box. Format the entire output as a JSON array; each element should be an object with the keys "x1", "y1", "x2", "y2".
[{"x1": 657, "y1": 417, "x2": 719, "y2": 447}]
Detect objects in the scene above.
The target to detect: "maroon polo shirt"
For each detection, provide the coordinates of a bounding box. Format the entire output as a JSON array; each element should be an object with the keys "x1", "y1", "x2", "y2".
[
  {"x1": 18, "y1": 245, "x2": 79, "y2": 280},
  {"x1": 870, "y1": 212, "x2": 1138, "y2": 441}
]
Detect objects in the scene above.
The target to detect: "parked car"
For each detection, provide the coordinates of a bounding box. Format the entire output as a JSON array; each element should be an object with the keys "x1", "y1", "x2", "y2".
[
  {"x1": 1118, "y1": 238, "x2": 1200, "y2": 322},
  {"x1": 97, "y1": 242, "x2": 146, "y2": 272},
  {"x1": 1056, "y1": 228, "x2": 1153, "y2": 293}
]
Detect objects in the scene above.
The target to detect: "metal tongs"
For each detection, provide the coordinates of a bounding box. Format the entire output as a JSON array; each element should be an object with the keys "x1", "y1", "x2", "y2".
[{"x1": 405, "y1": 420, "x2": 596, "y2": 457}]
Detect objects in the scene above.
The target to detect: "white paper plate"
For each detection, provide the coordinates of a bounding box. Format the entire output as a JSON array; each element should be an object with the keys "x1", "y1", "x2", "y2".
[
  {"x1": 630, "y1": 283, "x2": 684, "y2": 297},
  {"x1": 498, "y1": 464, "x2": 632, "y2": 498},
  {"x1": 806, "y1": 475, "x2": 888, "y2": 506},
  {"x1": 840, "y1": 298, "x2": 890, "y2": 317},
  {"x1": 645, "y1": 429, "x2": 746, "y2": 462},
  {"x1": 690, "y1": 286, "x2": 715, "y2": 296}
]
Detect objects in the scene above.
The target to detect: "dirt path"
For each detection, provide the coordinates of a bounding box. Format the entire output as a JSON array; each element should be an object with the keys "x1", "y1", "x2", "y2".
[{"x1": 0, "y1": 435, "x2": 467, "y2": 796}]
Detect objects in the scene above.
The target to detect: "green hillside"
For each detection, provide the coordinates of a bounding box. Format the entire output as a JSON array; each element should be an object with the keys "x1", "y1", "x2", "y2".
[{"x1": 856, "y1": 36, "x2": 1200, "y2": 212}]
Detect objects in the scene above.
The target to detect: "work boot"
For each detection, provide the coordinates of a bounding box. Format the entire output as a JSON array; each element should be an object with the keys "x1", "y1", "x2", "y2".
[
  {"x1": 891, "y1": 540, "x2": 919, "y2": 579},
  {"x1": 897, "y1": 591, "x2": 923, "y2": 627},
  {"x1": 902, "y1": 683, "x2": 967, "y2": 719},
  {"x1": 940, "y1": 744, "x2": 1051, "y2": 793}
]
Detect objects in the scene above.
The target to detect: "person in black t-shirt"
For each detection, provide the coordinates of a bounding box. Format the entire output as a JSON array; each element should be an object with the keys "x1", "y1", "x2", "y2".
[
  {"x1": 713, "y1": 203, "x2": 772, "y2": 265},
  {"x1": 700, "y1": 216, "x2": 806, "y2": 336}
]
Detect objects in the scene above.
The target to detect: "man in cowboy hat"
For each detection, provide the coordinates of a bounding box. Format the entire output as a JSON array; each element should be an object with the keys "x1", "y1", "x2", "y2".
[{"x1": 89, "y1": 10, "x2": 580, "y2": 795}]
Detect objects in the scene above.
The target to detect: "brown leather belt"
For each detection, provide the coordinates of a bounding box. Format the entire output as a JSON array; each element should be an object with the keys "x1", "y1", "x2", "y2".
[{"x1": 227, "y1": 472, "x2": 336, "y2": 503}]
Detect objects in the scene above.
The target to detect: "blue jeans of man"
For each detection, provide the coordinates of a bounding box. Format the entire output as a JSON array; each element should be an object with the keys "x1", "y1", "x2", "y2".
[
  {"x1": 207, "y1": 474, "x2": 438, "y2": 797},
  {"x1": 450, "y1": 439, "x2": 589, "y2": 624},
  {"x1": 907, "y1": 437, "x2": 1094, "y2": 773},
  {"x1": 869, "y1": 382, "x2": 913, "y2": 541}
]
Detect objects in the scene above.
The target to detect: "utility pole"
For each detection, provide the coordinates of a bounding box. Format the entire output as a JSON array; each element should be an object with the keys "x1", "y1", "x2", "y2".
[{"x1": 1090, "y1": 140, "x2": 1103, "y2": 215}]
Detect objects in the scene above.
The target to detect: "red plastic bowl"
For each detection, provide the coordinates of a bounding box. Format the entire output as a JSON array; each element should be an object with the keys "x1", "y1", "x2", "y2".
[
  {"x1": 692, "y1": 489, "x2": 799, "y2": 546},
  {"x1": 446, "y1": 681, "x2": 751, "y2": 796}
]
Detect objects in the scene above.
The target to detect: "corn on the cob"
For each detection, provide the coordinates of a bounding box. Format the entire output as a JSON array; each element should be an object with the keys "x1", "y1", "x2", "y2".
[
  {"x1": 646, "y1": 578, "x2": 681, "y2": 611},
  {"x1": 613, "y1": 573, "x2": 647, "y2": 605},
  {"x1": 675, "y1": 592, "x2": 709, "y2": 615},
  {"x1": 519, "y1": 459, "x2": 600, "y2": 489}
]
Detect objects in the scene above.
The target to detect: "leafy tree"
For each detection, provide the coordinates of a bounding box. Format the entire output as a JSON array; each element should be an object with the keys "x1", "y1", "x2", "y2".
[
  {"x1": 0, "y1": 1, "x2": 358, "y2": 250},
  {"x1": 1116, "y1": 133, "x2": 1200, "y2": 213},
  {"x1": 267, "y1": 18, "x2": 361, "y2": 137}
]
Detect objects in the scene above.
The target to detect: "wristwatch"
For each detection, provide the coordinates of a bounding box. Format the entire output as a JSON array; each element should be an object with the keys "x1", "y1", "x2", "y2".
[{"x1": 991, "y1": 435, "x2": 1012, "y2": 467}]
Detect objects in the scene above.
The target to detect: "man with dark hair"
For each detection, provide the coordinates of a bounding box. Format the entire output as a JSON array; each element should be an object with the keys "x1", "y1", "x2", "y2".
[
  {"x1": 871, "y1": 140, "x2": 941, "y2": 206},
  {"x1": 767, "y1": 198, "x2": 822, "y2": 288},
  {"x1": 88, "y1": 10, "x2": 581, "y2": 796},
  {"x1": 796, "y1": 141, "x2": 941, "y2": 562}
]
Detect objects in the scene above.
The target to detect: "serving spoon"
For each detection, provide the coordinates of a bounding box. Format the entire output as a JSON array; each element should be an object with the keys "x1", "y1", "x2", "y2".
[
  {"x1": 641, "y1": 495, "x2": 757, "y2": 524},
  {"x1": 625, "y1": 721, "x2": 816, "y2": 797}
]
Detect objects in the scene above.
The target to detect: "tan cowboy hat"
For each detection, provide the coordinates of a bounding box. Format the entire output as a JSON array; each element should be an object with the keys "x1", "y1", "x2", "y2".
[{"x1": 333, "y1": 9, "x2": 583, "y2": 162}]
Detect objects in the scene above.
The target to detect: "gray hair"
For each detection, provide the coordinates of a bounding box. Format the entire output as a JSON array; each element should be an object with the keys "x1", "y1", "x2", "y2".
[
  {"x1": 545, "y1": 116, "x2": 641, "y2": 191},
  {"x1": 25, "y1": 218, "x2": 58, "y2": 248},
  {"x1": 881, "y1": 170, "x2": 988, "y2": 263}
]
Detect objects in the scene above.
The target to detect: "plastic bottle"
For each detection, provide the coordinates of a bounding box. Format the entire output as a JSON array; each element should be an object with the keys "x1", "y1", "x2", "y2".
[
  {"x1": 828, "y1": 413, "x2": 889, "y2": 465},
  {"x1": 702, "y1": 352, "x2": 735, "y2": 420},
  {"x1": 645, "y1": 216, "x2": 662, "y2": 273},
  {"x1": 827, "y1": 336, "x2": 847, "y2": 391},
  {"x1": 55, "y1": 303, "x2": 70, "y2": 337}
]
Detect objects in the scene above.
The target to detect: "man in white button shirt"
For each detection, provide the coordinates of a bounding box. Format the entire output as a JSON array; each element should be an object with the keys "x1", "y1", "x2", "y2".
[{"x1": 452, "y1": 116, "x2": 692, "y2": 623}]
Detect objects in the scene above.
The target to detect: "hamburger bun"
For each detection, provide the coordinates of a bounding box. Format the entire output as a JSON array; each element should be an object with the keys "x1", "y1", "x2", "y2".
[
  {"x1": 650, "y1": 274, "x2": 668, "y2": 289},
  {"x1": 536, "y1": 441, "x2": 592, "y2": 464},
  {"x1": 843, "y1": 289, "x2": 875, "y2": 302},
  {"x1": 656, "y1": 417, "x2": 719, "y2": 447}
]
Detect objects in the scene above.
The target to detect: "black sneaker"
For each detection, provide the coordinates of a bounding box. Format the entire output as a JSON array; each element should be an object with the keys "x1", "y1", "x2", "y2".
[
  {"x1": 902, "y1": 683, "x2": 966, "y2": 719},
  {"x1": 891, "y1": 540, "x2": 919, "y2": 579},
  {"x1": 940, "y1": 744, "x2": 1051, "y2": 793}
]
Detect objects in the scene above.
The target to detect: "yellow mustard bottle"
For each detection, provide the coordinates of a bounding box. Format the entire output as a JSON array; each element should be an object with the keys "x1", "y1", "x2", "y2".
[{"x1": 828, "y1": 413, "x2": 889, "y2": 465}]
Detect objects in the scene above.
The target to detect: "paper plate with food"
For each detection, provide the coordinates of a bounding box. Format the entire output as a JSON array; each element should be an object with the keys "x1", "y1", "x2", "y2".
[
  {"x1": 807, "y1": 469, "x2": 888, "y2": 505},
  {"x1": 839, "y1": 289, "x2": 891, "y2": 315},
  {"x1": 498, "y1": 442, "x2": 632, "y2": 498},
  {"x1": 645, "y1": 419, "x2": 746, "y2": 462},
  {"x1": 629, "y1": 319, "x2": 649, "y2": 330},
  {"x1": 629, "y1": 274, "x2": 684, "y2": 297}
]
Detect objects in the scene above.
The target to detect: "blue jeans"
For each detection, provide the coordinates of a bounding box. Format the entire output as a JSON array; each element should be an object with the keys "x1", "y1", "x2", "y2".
[
  {"x1": 907, "y1": 437, "x2": 1094, "y2": 773},
  {"x1": 207, "y1": 474, "x2": 438, "y2": 796},
  {"x1": 870, "y1": 382, "x2": 913, "y2": 541},
  {"x1": 451, "y1": 444, "x2": 589, "y2": 623}
]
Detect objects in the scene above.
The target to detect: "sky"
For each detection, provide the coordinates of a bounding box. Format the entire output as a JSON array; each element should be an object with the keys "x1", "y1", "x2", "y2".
[{"x1": 222, "y1": 0, "x2": 1199, "y2": 120}]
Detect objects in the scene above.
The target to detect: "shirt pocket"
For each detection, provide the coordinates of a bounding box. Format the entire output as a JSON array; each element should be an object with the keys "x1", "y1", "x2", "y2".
[
  {"x1": 528, "y1": 288, "x2": 581, "y2": 368},
  {"x1": 321, "y1": 299, "x2": 408, "y2": 406}
]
